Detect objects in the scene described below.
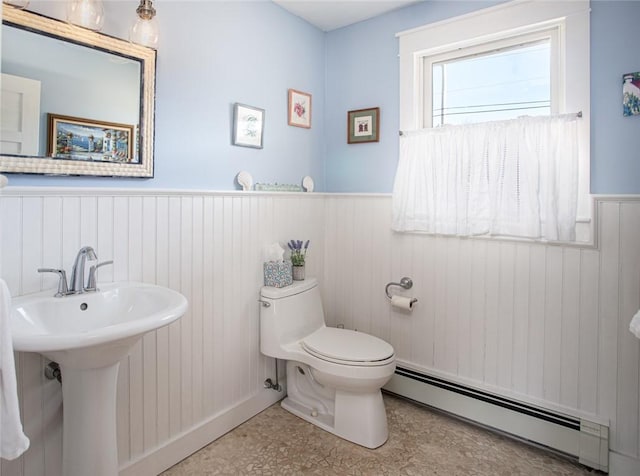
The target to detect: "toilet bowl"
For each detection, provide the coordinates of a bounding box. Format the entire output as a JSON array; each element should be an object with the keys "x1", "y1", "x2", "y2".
[{"x1": 259, "y1": 278, "x2": 396, "y2": 448}]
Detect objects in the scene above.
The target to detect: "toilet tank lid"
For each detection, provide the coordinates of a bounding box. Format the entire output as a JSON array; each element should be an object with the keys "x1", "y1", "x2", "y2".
[{"x1": 261, "y1": 277, "x2": 317, "y2": 299}]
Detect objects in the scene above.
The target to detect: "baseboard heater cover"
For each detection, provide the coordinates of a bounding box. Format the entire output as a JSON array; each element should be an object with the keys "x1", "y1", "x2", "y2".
[{"x1": 385, "y1": 366, "x2": 608, "y2": 472}]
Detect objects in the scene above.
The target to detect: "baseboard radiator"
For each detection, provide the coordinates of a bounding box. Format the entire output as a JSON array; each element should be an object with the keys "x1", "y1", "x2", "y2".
[{"x1": 384, "y1": 366, "x2": 609, "y2": 472}]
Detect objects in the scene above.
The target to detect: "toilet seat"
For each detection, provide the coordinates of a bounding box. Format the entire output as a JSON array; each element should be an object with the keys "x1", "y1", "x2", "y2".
[{"x1": 301, "y1": 327, "x2": 395, "y2": 366}]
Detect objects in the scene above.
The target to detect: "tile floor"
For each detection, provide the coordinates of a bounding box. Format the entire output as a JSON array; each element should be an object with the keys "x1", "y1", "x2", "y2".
[{"x1": 162, "y1": 393, "x2": 595, "y2": 475}]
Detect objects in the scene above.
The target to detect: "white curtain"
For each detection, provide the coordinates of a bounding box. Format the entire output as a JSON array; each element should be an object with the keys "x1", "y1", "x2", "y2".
[{"x1": 392, "y1": 115, "x2": 579, "y2": 241}]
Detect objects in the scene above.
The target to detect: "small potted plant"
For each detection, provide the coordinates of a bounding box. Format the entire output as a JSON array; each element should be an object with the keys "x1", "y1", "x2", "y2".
[{"x1": 288, "y1": 239, "x2": 309, "y2": 281}]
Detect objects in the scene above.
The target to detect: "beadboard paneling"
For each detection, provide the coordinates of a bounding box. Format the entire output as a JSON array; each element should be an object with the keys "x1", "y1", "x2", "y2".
[
  {"x1": 2, "y1": 191, "x2": 640, "y2": 475},
  {"x1": 322, "y1": 195, "x2": 640, "y2": 463},
  {"x1": 0, "y1": 191, "x2": 325, "y2": 476}
]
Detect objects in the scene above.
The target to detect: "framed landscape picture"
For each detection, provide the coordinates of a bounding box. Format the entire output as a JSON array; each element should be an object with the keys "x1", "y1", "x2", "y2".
[
  {"x1": 288, "y1": 89, "x2": 312, "y2": 128},
  {"x1": 47, "y1": 114, "x2": 135, "y2": 163},
  {"x1": 348, "y1": 107, "x2": 380, "y2": 144},
  {"x1": 232, "y1": 103, "x2": 265, "y2": 148}
]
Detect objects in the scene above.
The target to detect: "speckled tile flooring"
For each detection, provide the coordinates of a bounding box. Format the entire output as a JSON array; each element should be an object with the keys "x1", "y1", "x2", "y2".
[{"x1": 162, "y1": 393, "x2": 594, "y2": 475}]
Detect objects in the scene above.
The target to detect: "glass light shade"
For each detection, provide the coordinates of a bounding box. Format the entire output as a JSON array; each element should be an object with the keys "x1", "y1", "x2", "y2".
[
  {"x1": 130, "y1": 16, "x2": 159, "y2": 49},
  {"x1": 3, "y1": 0, "x2": 30, "y2": 8},
  {"x1": 67, "y1": 0, "x2": 105, "y2": 31}
]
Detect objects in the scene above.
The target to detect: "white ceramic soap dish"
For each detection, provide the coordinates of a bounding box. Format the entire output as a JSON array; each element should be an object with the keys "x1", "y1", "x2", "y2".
[
  {"x1": 302, "y1": 176, "x2": 314, "y2": 192},
  {"x1": 236, "y1": 171, "x2": 253, "y2": 191}
]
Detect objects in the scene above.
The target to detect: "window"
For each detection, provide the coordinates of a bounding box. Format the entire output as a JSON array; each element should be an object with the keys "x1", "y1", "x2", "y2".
[
  {"x1": 428, "y1": 34, "x2": 554, "y2": 127},
  {"x1": 397, "y1": 0, "x2": 591, "y2": 241}
]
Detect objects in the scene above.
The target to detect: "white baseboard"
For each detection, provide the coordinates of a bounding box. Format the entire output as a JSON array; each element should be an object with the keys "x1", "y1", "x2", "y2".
[
  {"x1": 119, "y1": 389, "x2": 284, "y2": 476},
  {"x1": 609, "y1": 451, "x2": 640, "y2": 476}
]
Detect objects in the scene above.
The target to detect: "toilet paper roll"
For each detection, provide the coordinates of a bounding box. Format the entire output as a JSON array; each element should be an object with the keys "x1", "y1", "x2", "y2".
[{"x1": 390, "y1": 295, "x2": 416, "y2": 311}]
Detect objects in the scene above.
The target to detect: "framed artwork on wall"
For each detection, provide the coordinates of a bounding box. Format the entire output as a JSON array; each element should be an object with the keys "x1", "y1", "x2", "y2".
[
  {"x1": 288, "y1": 89, "x2": 312, "y2": 128},
  {"x1": 47, "y1": 113, "x2": 136, "y2": 163},
  {"x1": 623, "y1": 72, "x2": 640, "y2": 117},
  {"x1": 232, "y1": 103, "x2": 265, "y2": 149},
  {"x1": 348, "y1": 107, "x2": 380, "y2": 144}
]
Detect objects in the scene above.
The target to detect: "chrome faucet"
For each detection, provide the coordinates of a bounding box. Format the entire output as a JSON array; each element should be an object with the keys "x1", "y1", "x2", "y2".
[
  {"x1": 38, "y1": 246, "x2": 113, "y2": 297},
  {"x1": 69, "y1": 246, "x2": 97, "y2": 293}
]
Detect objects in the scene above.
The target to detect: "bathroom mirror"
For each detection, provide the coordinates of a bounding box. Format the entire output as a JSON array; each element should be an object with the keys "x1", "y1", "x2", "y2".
[{"x1": 0, "y1": 7, "x2": 156, "y2": 177}]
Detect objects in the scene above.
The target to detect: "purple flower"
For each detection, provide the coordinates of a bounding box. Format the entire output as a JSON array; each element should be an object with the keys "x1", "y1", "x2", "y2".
[{"x1": 288, "y1": 238, "x2": 310, "y2": 266}]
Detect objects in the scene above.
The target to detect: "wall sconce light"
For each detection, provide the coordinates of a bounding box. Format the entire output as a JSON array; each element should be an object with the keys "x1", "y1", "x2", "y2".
[
  {"x1": 67, "y1": 0, "x2": 105, "y2": 31},
  {"x1": 130, "y1": 0, "x2": 159, "y2": 49},
  {"x1": 2, "y1": 0, "x2": 30, "y2": 9}
]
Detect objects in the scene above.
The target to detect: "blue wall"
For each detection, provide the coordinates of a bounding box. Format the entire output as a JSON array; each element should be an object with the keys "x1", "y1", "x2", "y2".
[
  {"x1": 324, "y1": 1, "x2": 500, "y2": 193},
  {"x1": 5, "y1": 1, "x2": 639, "y2": 193},
  {"x1": 6, "y1": 0, "x2": 326, "y2": 190},
  {"x1": 324, "y1": 0, "x2": 640, "y2": 193},
  {"x1": 590, "y1": 0, "x2": 640, "y2": 193}
]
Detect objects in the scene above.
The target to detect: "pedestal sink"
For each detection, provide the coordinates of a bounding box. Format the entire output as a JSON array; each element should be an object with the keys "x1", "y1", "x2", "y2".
[{"x1": 11, "y1": 282, "x2": 188, "y2": 476}]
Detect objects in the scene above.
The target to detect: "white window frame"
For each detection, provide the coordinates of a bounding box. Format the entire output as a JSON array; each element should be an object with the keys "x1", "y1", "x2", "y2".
[
  {"x1": 397, "y1": 0, "x2": 591, "y2": 241},
  {"x1": 424, "y1": 28, "x2": 560, "y2": 127}
]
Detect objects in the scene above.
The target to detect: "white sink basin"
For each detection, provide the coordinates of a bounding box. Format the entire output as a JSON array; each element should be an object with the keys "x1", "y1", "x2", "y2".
[
  {"x1": 11, "y1": 281, "x2": 188, "y2": 368},
  {"x1": 10, "y1": 281, "x2": 188, "y2": 476}
]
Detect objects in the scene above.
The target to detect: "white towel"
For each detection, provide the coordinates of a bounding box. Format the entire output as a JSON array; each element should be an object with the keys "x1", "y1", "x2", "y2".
[
  {"x1": 630, "y1": 310, "x2": 640, "y2": 339},
  {"x1": 0, "y1": 278, "x2": 30, "y2": 460}
]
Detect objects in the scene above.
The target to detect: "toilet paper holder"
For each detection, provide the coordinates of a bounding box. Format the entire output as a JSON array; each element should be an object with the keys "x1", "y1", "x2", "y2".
[{"x1": 385, "y1": 277, "x2": 416, "y2": 302}]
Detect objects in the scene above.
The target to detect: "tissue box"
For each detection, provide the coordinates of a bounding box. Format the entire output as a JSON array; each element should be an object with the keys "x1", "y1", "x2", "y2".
[{"x1": 263, "y1": 261, "x2": 293, "y2": 288}]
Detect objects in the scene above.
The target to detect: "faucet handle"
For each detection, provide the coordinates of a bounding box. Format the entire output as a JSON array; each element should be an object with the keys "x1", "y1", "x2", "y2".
[
  {"x1": 86, "y1": 260, "x2": 113, "y2": 292},
  {"x1": 38, "y1": 268, "x2": 69, "y2": 297}
]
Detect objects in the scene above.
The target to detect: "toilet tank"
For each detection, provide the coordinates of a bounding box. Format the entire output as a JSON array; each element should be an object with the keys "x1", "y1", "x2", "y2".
[{"x1": 259, "y1": 277, "x2": 325, "y2": 359}]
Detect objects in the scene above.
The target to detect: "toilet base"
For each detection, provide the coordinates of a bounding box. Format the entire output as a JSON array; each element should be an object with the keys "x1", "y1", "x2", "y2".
[{"x1": 282, "y1": 361, "x2": 389, "y2": 449}]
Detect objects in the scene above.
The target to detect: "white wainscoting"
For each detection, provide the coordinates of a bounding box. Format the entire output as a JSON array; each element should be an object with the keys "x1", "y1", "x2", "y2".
[
  {"x1": 322, "y1": 195, "x2": 640, "y2": 468},
  {"x1": 0, "y1": 189, "x2": 325, "y2": 476},
  {"x1": 1, "y1": 190, "x2": 639, "y2": 475}
]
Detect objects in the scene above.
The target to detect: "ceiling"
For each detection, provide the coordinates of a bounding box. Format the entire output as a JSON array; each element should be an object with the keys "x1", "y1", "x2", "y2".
[{"x1": 273, "y1": 0, "x2": 420, "y2": 32}]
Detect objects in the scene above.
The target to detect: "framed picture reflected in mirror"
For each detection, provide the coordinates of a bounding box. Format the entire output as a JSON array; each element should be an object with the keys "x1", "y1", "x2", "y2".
[{"x1": 47, "y1": 113, "x2": 135, "y2": 163}]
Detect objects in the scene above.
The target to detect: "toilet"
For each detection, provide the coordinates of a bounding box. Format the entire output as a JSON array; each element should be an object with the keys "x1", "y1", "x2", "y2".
[{"x1": 259, "y1": 277, "x2": 396, "y2": 448}]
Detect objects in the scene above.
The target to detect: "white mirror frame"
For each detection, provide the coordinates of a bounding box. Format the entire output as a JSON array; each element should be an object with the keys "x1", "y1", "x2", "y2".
[{"x1": 0, "y1": 7, "x2": 156, "y2": 178}]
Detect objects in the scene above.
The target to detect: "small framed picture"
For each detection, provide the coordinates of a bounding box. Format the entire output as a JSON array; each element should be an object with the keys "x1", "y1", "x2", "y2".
[
  {"x1": 348, "y1": 107, "x2": 380, "y2": 144},
  {"x1": 288, "y1": 89, "x2": 312, "y2": 128},
  {"x1": 233, "y1": 103, "x2": 265, "y2": 149},
  {"x1": 47, "y1": 113, "x2": 136, "y2": 163},
  {"x1": 623, "y1": 72, "x2": 640, "y2": 117}
]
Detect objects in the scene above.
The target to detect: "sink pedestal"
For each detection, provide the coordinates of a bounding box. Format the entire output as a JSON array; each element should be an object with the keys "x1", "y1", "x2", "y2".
[
  {"x1": 61, "y1": 363, "x2": 120, "y2": 476},
  {"x1": 11, "y1": 282, "x2": 188, "y2": 476}
]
